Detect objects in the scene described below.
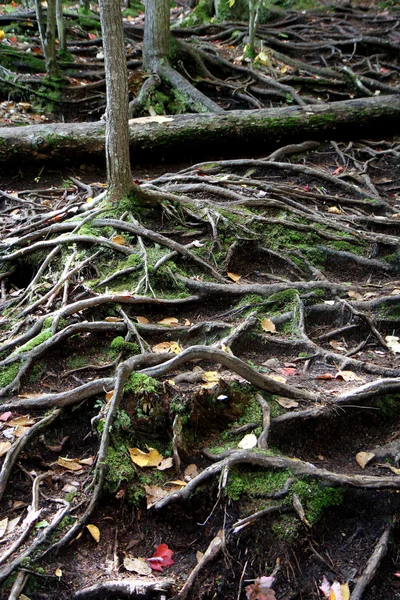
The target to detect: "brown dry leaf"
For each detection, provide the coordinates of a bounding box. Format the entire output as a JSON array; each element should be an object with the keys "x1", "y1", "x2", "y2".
[
  {"x1": 111, "y1": 234, "x2": 126, "y2": 245},
  {"x1": 329, "y1": 340, "x2": 346, "y2": 351},
  {"x1": 348, "y1": 290, "x2": 363, "y2": 301},
  {"x1": 227, "y1": 272, "x2": 241, "y2": 282},
  {"x1": 6, "y1": 415, "x2": 35, "y2": 427},
  {"x1": 169, "y1": 342, "x2": 182, "y2": 354},
  {"x1": 336, "y1": 370, "x2": 363, "y2": 382},
  {"x1": 136, "y1": 316, "x2": 150, "y2": 324},
  {"x1": 157, "y1": 457, "x2": 174, "y2": 471},
  {"x1": 105, "y1": 390, "x2": 114, "y2": 402},
  {"x1": 86, "y1": 524, "x2": 100, "y2": 543},
  {"x1": 152, "y1": 342, "x2": 172, "y2": 353},
  {"x1": 196, "y1": 550, "x2": 204, "y2": 563},
  {"x1": 166, "y1": 479, "x2": 187, "y2": 487},
  {"x1": 260, "y1": 318, "x2": 276, "y2": 333},
  {"x1": 238, "y1": 433, "x2": 257, "y2": 449},
  {"x1": 0, "y1": 441, "x2": 12, "y2": 457},
  {"x1": 104, "y1": 317, "x2": 124, "y2": 322},
  {"x1": 79, "y1": 456, "x2": 95, "y2": 466},
  {"x1": 57, "y1": 457, "x2": 83, "y2": 471},
  {"x1": 144, "y1": 484, "x2": 169, "y2": 509},
  {"x1": 158, "y1": 317, "x2": 179, "y2": 326},
  {"x1": 327, "y1": 206, "x2": 342, "y2": 214},
  {"x1": 315, "y1": 373, "x2": 334, "y2": 380},
  {"x1": 356, "y1": 451, "x2": 375, "y2": 469},
  {"x1": 184, "y1": 464, "x2": 199, "y2": 480},
  {"x1": 123, "y1": 555, "x2": 152, "y2": 575},
  {"x1": 13, "y1": 425, "x2": 31, "y2": 438},
  {"x1": 275, "y1": 398, "x2": 299, "y2": 409},
  {"x1": 128, "y1": 447, "x2": 163, "y2": 468}
]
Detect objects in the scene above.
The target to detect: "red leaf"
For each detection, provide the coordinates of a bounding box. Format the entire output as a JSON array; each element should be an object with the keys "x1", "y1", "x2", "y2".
[
  {"x1": 88, "y1": 33, "x2": 97, "y2": 40},
  {"x1": 332, "y1": 166, "x2": 343, "y2": 176},
  {"x1": 0, "y1": 411, "x2": 12, "y2": 421},
  {"x1": 303, "y1": 184, "x2": 310, "y2": 192},
  {"x1": 147, "y1": 543, "x2": 174, "y2": 571},
  {"x1": 280, "y1": 367, "x2": 297, "y2": 376},
  {"x1": 315, "y1": 373, "x2": 334, "y2": 380}
]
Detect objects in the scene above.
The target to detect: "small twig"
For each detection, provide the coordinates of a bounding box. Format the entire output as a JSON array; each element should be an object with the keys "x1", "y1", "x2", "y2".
[{"x1": 350, "y1": 525, "x2": 392, "y2": 600}]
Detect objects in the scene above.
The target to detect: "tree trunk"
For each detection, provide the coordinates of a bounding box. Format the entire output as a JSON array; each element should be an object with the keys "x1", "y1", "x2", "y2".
[
  {"x1": 0, "y1": 95, "x2": 399, "y2": 165},
  {"x1": 56, "y1": 0, "x2": 67, "y2": 53},
  {"x1": 142, "y1": 0, "x2": 170, "y2": 72},
  {"x1": 98, "y1": 0, "x2": 135, "y2": 199}
]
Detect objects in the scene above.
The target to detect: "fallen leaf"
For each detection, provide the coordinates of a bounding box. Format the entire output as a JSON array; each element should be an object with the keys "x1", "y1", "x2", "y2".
[
  {"x1": 348, "y1": 290, "x2": 363, "y2": 301},
  {"x1": 261, "y1": 318, "x2": 276, "y2": 333},
  {"x1": 269, "y1": 374, "x2": 286, "y2": 383},
  {"x1": 238, "y1": 433, "x2": 257, "y2": 449},
  {"x1": 227, "y1": 272, "x2": 241, "y2": 282},
  {"x1": 105, "y1": 390, "x2": 114, "y2": 402},
  {"x1": 166, "y1": 479, "x2": 187, "y2": 487},
  {"x1": 170, "y1": 342, "x2": 182, "y2": 354},
  {"x1": 221, "y1": 343, "x2": 233, "y2": 355},
  {"x1": 136, "y1": 316, "x2": 149, "y2": 324},
  {"x1": 128, "y1": 447, "x2": 163, "y2": 468},
  {"x1": 158, "y1": 317, "x2": 179, "y2": 326},
  {"x1": 245, "y1": 576, "x2": 276, "y2": 600},
  {"x1": 0, "y1": 441, "x2": 12, "y2": 457},
  {"x1": 147, "y1": 543, "x2": 174, "y2": 571},
  {"x1": 196, "y1": 550, "x2": 204, "y2": 563},
  {"x1": 202, "y1": 371, "x2": 220, "y2": 383},
  {"x1": 0, "y1": 411, "x2": 12, "y2": 422},
  {"x1": 184, "y1": 464, "x2": 199, "y2": 480},
  {"x1": 387, "y1": 465, "x2": 400, "y2": 475},
  {"x1": 152, "y1": 341, "x2": 172, "y2": 353},
  {"x1": 329, "y1": 340, "x2": 346, "y2": 351},
  {"x1": 57, "y1": 457, "x2": 83, "y2": 471},
  {"x1": 86, "y1": 524, "x2": 100, "y2": 543},
  {"x1": 280, "y1": 367, "x2": 297, "y2": 376},
  {"x1": 275, "y1": 398, "x2": 299, "y2": 409},
  {"x1": 327, "y1": 205, "x2": 342, "y2": 214},
  {"x1": 6, "y1": 415, "x2": 35, "y2": 427},
  {"x1": 315, "y1": 373, "x2": 334, "y2": 380},
  {"x1": 111, "y1": 234, "x2": 126, "y2": 245},
  {"x1": 144, "y1": 484, "x2": 169, "y2": 509},
  {"x1": 386, "y1": 335, "x2": 400, "y2": 353},
  {"x1": 157, "y1": 457, "x2": 174, "y2": 471},
  {"x1": 79, "y1": 456, "x2": 95, "y2": 466},
  {"x1": 341, "y1": 582, "x2": 350, "y2": 600},
  {"x1": 55, "y1": 567, "x2": 62, "y2": 578},
  {"x1": 0, "y1": 518, "x2": 8, "y2": 539},
  {"x1": 356, "y1": 451, "x2": 375, "y2": 469},
  {"x1": 123, "y1": 555, "x2": 152, "y2": 575},
  {"x1": 104, "y1": 317, "x2": 124, "y2": 322},
  {"x1": 14, "y1": 426, "x2": 30, "y2": 438},
  {"x1": 332, "y1": 166, "x2": 344, "y2": 176},
  {"x1": 336, "y1": 370, "x2": 363, "y2": 382}
]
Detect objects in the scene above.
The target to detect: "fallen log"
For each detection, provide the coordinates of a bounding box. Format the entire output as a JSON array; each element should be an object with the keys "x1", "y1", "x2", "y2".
[{"x1": 0, "y1": 95, "x2": 399, "y2": 164}]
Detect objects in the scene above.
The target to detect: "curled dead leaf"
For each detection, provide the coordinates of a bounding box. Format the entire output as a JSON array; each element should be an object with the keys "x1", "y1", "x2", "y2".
[
  {"x1": 227, "y1": 272, "x2": 241, "y2": 282},
  {"x1": 260, "y1": 318, "x2": 276, "y2": 333},
  {"x1": 356, "y1": 451, "x2": 375, "y2": 469}
]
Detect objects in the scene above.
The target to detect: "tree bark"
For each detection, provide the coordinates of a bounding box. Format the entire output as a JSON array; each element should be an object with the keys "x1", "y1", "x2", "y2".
[
  {"x1": 99, "y1": 0, "x2": 135, "y2": 199},
  {"x1": 0, "y1": 95, "x2": 399, "y2": 165},
  {"x1": 142, "y1": 0, "x2": 170, "y2": 72}
]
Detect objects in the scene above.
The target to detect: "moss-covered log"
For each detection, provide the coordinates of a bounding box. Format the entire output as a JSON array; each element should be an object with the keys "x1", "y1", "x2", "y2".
[{"x1": 0, "y1": 95, "x2": 399, "y2": 164}]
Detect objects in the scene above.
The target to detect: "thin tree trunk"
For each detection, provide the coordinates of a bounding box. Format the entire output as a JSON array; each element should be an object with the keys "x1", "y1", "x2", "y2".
[
  {"x1": 143, "y1": 0, "x2": 170, "y2": 72},
  {"x1": 99, "y1": 0, "x2": 135, "y2": 200},
  {"x1": 44, "y1": 0, "x2": 58, "y2": 77},
  {"x1": 56, "y1": 0, "x2": 66, "y2": 53}
]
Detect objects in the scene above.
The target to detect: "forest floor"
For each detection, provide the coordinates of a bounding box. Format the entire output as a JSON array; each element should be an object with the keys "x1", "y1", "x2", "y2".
[{"x1": 1, "y1": 2, "x2": 400, "y2": 600}]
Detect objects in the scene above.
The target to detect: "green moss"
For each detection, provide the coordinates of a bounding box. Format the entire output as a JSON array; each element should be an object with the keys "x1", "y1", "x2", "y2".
[
  {"x1": 0, "y1": 362, "x2": 21, "y2": 388},
  {"x1": 104, "y1": 446, "x2": 136, "y2": 496},
  {"x1": 226, "y1": 468, "x2": 292, "y2": 501},
  {"x1": 110, "y1": 336, "x2": 139, "y2": 356},
  {"x1": 125, "y1": 372, "x2": 159, "y2": 395},
  {"x1": 290, "y1": 478, "x2": 343, "y2": 524},
  {"x1": 378, "y1": 303, "x2": 400, "y2": 321},
  {"x1": 29, "y1": 363, "x2": 45, "y2": 383},
  {"x1": 66, "y1": 355, "x2": 88, "y2": 369},
  {"x1": 271, "y1": 513, "x2": 299, "y2": 539},
  {"x1": 376, "y1": 394, "x2": 400, "y2": 416},
  {"x1": 16, "y1": 329, "x2": 52, "y2": 353}
]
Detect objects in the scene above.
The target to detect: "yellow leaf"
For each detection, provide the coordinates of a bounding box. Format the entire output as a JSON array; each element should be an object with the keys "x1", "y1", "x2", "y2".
[
  {"x1": 13, "y1": 425, "x2": 30, "y2": 438},
  {"x1": 136, "y1": 316, "x2": 150, "y2": 324},
  {"x1": 327, "y1": 206, "x2": 342, "y2": 214},
  {"x1": 254, "y1": 51, "x2": 270, "y2": 66},
  {"x1": 152, "y1": 341, "x2": 171, "y2": 353},
  {"x1": 0, "y1": 31, "x2": 5, "y2": 41},
  {"x1": 280, "y1": 65, "x2": 288, "y2": 73},
  {"x1": 341, "y1": 582, "x2": 350, "y2": 600},
  {"x1": 111, "y1": 234, "x2": 126, "y2": 245},
  {"x1": 86, "y1": 196, "x2": 93, "y2": 203},
  {"x1": 104, "y1": 317, "x2": 124, "y2": 322},
  {"x1": 227, "y1": 272, "x2": 241, "y2": 282},
  {"x1": 158, "y1": 317, "x2": 179, "y2": 326},
  {"x1": 202, "y1": 371, "x2": 220, "y2": 383},
  {"x1": 260, "y1": 318, "x2": 276, "y2": 333},
  {"x1": 55, "y1": 567, "x2": 62, "y2": 578},
  {"x1": 166, "y1": 479, "x2": 187, "y2": 487},
  {"x1": 57, "y1": 457, "x2": 83, "y2": 471},
  {"x1": 356, "y1": 451, "x2": 375, "y2": 469},
  {"x1": 221, "y1": 344, "x2": 233, "y2": 355},
  {"x1": 86, "y1": 524, "x2": 100, "y2": 543},
  {"x1": 0, "y1": 441, "x2": 12, "y2": 457},
  {"x1": 105, "y1": 390, "x2": 114, "y2": 402},
  {"x1": 388, "y1": 465, "x2": 400, "y2": 475},
  {"x1": 128, "y1": 447, "x2": 163, "y2": 468},
  {"x1": 170, "y1": 342, "x2": 182, "y2": 354}
]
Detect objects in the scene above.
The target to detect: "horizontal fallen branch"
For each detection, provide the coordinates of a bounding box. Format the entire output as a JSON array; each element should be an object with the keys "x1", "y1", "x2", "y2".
[{"x1": 0, "y1": 96, "x2": 399, "y2": 164}]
